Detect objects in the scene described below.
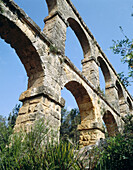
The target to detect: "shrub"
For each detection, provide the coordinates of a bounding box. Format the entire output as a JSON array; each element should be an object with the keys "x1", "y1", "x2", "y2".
[
  {"x1": 0, "y1": 119, "x2": 82, "y2": 170},
  {"x1": 0, "y1": 115, "x2": 13, "y2": 151},
  {"x1": 0, "y1": 0, "x2": 4, "y2": 13},
  {"x1": 94, "y1": 114, "x2": 133, "y2": 170}
]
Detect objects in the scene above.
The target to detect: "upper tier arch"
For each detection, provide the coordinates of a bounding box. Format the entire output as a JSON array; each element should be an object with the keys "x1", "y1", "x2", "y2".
[
  {"x1": 45, "y1": 0, "x2": 57, "y2": 14},
  {"x1": 67, "y1": 18, "x2": 91, "y2": 57},
  {"x1": 97, "y1": 56, "x2": 111, "y2": 85},
  {"x1": 0, "y1": 15, "x2": 43, "y2": 78}
]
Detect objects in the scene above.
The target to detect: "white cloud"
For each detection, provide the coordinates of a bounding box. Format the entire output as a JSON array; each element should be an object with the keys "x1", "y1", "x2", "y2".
[{"x1": 67, "y1": 106, "x2": 72, "y2": 111}]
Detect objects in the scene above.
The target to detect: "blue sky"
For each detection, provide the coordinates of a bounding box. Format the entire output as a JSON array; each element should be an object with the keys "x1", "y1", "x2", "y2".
[{"x1": 0, "y1": 0, "x2": 133, "y2": 117}]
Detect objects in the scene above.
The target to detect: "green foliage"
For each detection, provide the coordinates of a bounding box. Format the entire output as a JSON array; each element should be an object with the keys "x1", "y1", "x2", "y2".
[
  {"x1": 94, "y1": 114, "x2": 133, "y2": 170},
  {"x1": 110, "y1": 26, "x2": 133, "y2": 78},
  {"x1": 0, "y1": 0, "x2": 3, "y2": 13},
  {"x1": 1, "y1": 105, "x2": 133, "y2": 170},
  {"x1": 49, "y1": 44, "x2": 58, "y2": 54},
  {"x1": 42, "y1": 141, "x2": 81, "y2": 170},
  {"x1": 0, "y1": 104, "x2": 20, "y2": 151},
  {"x1": 0, "y1": 116, "x2": 12, "y2": 151},
  {"x1": 97, "y1": 86, "x2": 105, "y2": 97},
  {"x1": 0, "y1": 118, "x2": 82, "y2": 170},
  {"x1": 60, "y1": 108, "x2": 81, "y2": 143},
  {"x1": 122, "y1": 114, "x2": 133, "y2": 135},
  {"x1": 94, "y1": 135, "x2": 133, "y2": 170},
  {"x1": 8, "y1": 104, "x2": 20, "y2": 128},
  {"x1": 117, "y1": 72, "x2": 132, "y2": 87},
  {"x1": 0, "y1": 119, "x2": 50, "y2": 169},
  {"x1": 109, "y1": 23, "x2": 133, "y2": 170}
]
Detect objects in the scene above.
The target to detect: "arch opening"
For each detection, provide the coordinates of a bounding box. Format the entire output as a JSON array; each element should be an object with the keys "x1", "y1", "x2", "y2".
[
  {"x1": 61, "y1": 87, "x2": 80, "y2": 143},
  {"x1": 127, "y1": 97, "x2": 132, "y2": 112},
  {"x1": 45, "y1": 0, "x2": 57, "y2": 14},
  {"x1": 116, "y1": 81, "x2": 124, "y2": 101},
  {"x1": 98, "y1": 57, "x2": 111, "y2": 84},
  {"x1": 98, "y1": 67, "x2": 106, "y2": 95},
  {"x1": 0, "y1": 37, "x2": 28, "y2": 118},
  {"x1": 65, "y1": 27, "x2": 83, "y2": 71},
  {"x1": 97, "y1": 56, "x2": 111, "y2": 96},
  {"x1": 67, "y1": 18, "x2": 91, "y2": 58},
  {"x1": 116, "y1": 80, "x2": 125, "y2": 114},
  {"x1": 0, "y1": 13, "x2": 44, "y2": 117},
  {"x1": 65, "y1": 81, "x2": 95, "y2": 123},
  {"x1": 103, "y1": 111, "x2": 118, "y2": 137},
  {"x1": 61, "y1": 81, "x2": 96, "y2": 146},
  {"x1": 0, "y1": 15, "x2": 43, "y2": 78},
  {"x1": 0, "y1": 14, "x2": 44, "y2": 89}
]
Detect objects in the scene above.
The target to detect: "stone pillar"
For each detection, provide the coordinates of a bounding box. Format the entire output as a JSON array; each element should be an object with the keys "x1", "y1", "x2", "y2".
[
  {"x1": 77, "y1": 121, "x2": 105, "y2": 147},
  {"x1": 119, "y1": 101, "x2": 129, "y2": 117},
  {"x1": 105, "y1": 85, "x2": 119, "y2": 112},
  {"x1": 43, "y1": 12, "x2": 67, "y2": 54},
  {"x1": 14, "y1": 87, "x2": 65, "y2": 142},
  {"x1": 82, "y1": 56, "x2": 99, "y2": 88}
]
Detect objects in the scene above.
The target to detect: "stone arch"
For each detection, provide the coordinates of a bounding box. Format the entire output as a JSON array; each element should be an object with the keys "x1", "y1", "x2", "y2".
[
  {"x1": 67, "y1": 18, "x2": 91, "y2": 57},
  {"x1": 65, "y1": 26, "x2": 84, "y2": 70},
  {"x1": 103, "y1": 111, "x2": 119, "y2": 137},
  {"x1": 115, "y1": 80, "x2": 125, "y2": 114},
  {"x1": 64, "y1": 81, "x2": 94, "y2": 122},
  {"x1": 127, "y1": 97, "x2": 132, "y2": 112},
  {"x1": 116, "y1": 80, "x2": 124, "y2": 100},
  {"x1": 63, "y1": 80, "x2": 97, "y2": 146},
  {"x1": 97, "y1": 56, "x2": 111, "y2": 87},
  {"x1": 0, "y1": 14, "x2": 43, "y2": 88},
  {"x1": 45, "y1": 0, "x2": 57, "y2": 14}
]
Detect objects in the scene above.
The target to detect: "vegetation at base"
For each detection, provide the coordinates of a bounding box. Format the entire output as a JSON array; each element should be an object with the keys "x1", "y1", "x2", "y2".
[
  {"x1": 0, "y1": 105, "x2": 133, "y2": 169},
  {"x1": 94, "y1": 114, "x2": 133, "y2": 170},
  {"x1": 0, "y1": 118, "x2": 83, "y2": 170},
  {"x1": 0, "y1": 104, "x2": 20, "y2": 151},
  {"x1": 8, "y1": 104, "x2": 21, "y2": 128},
  {"x1": 60, "y1": 108, "x2": 81, "y2": 143}
]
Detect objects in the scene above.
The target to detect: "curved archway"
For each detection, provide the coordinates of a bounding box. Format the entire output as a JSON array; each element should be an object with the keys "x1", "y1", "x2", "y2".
[
  {"x1": 45, "y1": 0, "x2": 57, "y2": 14},
  {"x1": 98, "y1": 66, "x2": 106, "y2": 94},
  {"x1": 0, "y1": 14, "x2": 44, "y2": 89},
  {"x1": 116, "y1": 80, "x2": 125, "y2": 114},
  {"x1": 61, "y1": 87, "x2": 80, "y2": 143},
  {"x1": 0, "y1": 38, "x2": 28, "y2": 117},
  {"x1": 65, "y1": 81, "x2": 95, "y2": 123},
  {"x1": 65, "y1": 27, "x2": 83, "y2": 70},
  {"x1": 116, "y1": 80, "x2": 124, "y2": 100},
  {"x1": 97, "y1": 56, "x2": 112, "y2": 98},
  {"x1": 97, "y1": 56, "x2": 111, "y2": 86},
  {"x1": 127, "y1": 97, "x2": 132, "y2": 112},
  {"x1": 62, "y1": 80, "x2": 96, "y2": 146},
  {"x1": 0, "y1": 15, "x2": 43, "y2": 79},
  {"x1": 0, "y1": 12, "x2": 45, "y2": 117},
  {"x1": 103, "y1": 111, "x2": 118, "y2": 136},
  {"x1": 67, "y1": 18, "x2": 91, "y2": 57}
]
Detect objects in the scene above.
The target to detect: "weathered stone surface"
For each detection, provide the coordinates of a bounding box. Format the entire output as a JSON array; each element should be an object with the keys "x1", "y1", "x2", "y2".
[{"x1": 0, "y1": 0, "x2": 133, "y2": 147}]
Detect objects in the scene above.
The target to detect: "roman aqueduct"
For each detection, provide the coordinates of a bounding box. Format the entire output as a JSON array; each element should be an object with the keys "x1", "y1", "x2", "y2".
[{"x1": 0, "y1": 0, "x2": 133, "y2": 147}]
